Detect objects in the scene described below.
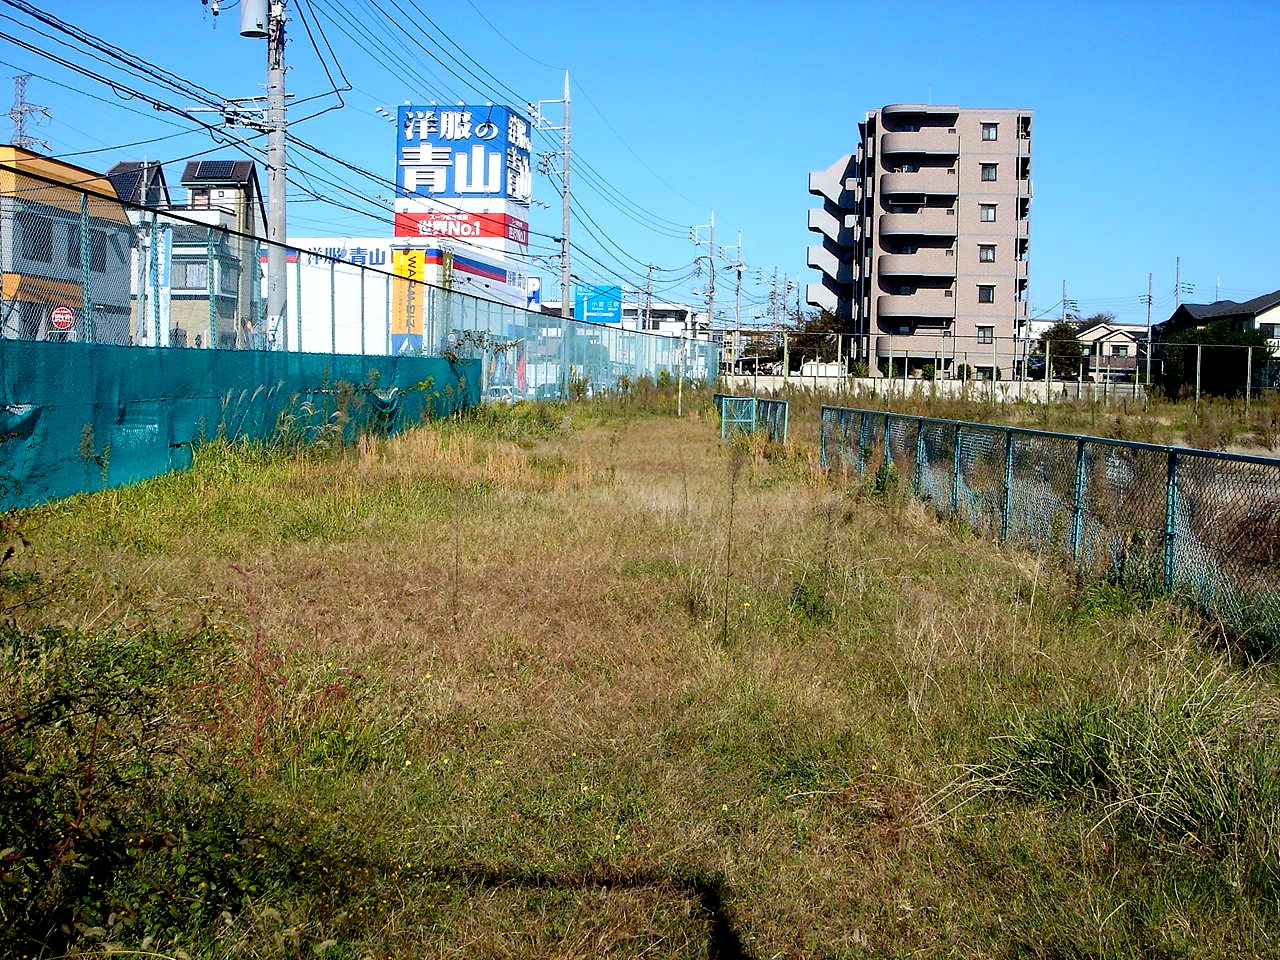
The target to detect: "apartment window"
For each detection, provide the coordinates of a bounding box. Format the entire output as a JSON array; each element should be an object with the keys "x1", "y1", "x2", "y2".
[
  {"x1": 977, "y1": 285, "x2": 995, "y2": 304},
  {"x1": 979, "y1": 203, "x2": 997, "y2": 222},
  {"x1": 981, "y1": 123, "x2": 999, "y2": 141},
  {"x1": 977, "y1": 326, "x2": 994, "y2": 344},
  {"x1": 980, "y1": 163, "x2": 998, "y2": 182},
  {"x1": 21, "y1": 216, "x2": 53, "y2": 263},
  {"x1": 979, "y1": 244, "x2": 996, "y2": 263},
  {"x1": 893, "y1": 285, "x2": 915, "y2": 296}
]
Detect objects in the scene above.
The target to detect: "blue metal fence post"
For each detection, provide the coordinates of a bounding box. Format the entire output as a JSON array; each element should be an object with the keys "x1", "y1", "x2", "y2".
[
  {"x1": 1164, "y1": 449, "x2": 1179, "y2": 590},
  {"x1": 951, "y1": 425, "x2": 963, "y2": 514},
  {"x1": 881, "y1": 412, "x2": 893, "y2": 485},
  {"x1": 1001, "y1": 428, "x2": 1015, "y2": 542},
  {"x1": 80, "y1": 194, "x2": 92, "y2": 342},
  {"x1": 914, "y1": 417, "x2": 925, "y2": 494},
  {"x1": 819, "y1": 407, "x2": 830, "y2": 469},
  {"x1": 1071, "y1": 437, "x2": 1087, "y2": 560},
  {"x1": 858, "y1": 411, "x2": 869, "y2": 474},
  {"x1": 207, "y1": 227, "x2": 217, "y2": 349}
]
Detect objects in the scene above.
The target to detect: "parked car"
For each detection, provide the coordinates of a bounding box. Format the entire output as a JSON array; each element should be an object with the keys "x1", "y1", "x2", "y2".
[{"x1": 481, "y1": 384, "x2": 518, "y2": 403}]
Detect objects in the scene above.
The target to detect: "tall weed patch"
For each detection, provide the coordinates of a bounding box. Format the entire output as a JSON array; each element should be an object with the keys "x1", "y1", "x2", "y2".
[{"x1": 965, "y1": 657, "x2": 1280, "y2": 897}]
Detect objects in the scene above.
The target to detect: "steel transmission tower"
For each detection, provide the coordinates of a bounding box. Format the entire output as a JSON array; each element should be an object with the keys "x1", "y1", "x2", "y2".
[{"x1": 9, "y1": 74, "x2": 49, "y2": 152}]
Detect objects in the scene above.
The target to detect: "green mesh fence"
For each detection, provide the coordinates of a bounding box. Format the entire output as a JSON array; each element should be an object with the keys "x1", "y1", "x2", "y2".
[
  {"x1": 820, "y1": 406, "x2": 1280, "y2": 648},
  {"x1": 0, "y1": 340, "x2": 478, "y2": 509},
  {"x1": 713, "y1": 395, "x2": 789, "y2": 442}
]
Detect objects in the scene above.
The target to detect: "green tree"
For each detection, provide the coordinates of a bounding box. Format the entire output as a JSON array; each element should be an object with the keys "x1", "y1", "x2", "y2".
[
  {"x1": 786, "y1": 308, "x2": 845, "y2": 370},
  {"x1": 1155, "y1": 320, "x2": 1272, "y2": 398},
  {"x1": 1038, "y1": 321, "x2": 1085, "y2": 379}
]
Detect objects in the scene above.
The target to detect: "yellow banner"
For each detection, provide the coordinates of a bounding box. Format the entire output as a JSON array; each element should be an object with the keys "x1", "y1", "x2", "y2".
[{"x1": 391, "y1": 249, "x2": 426, "y2": 337}]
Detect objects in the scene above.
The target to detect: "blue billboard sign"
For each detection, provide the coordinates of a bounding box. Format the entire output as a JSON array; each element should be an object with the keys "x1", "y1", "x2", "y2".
[
  {"x1": 397, "y1": 104, "x2": 532, "y2": 202},
  {"x1": 575, "y1": 285, "x2": 623, "y2": 325}
]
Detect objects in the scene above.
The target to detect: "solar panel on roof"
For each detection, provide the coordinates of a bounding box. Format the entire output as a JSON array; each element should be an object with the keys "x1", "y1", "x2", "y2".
[{"x1": 196, "y1": 160, "x2": 239, "y2": 181}]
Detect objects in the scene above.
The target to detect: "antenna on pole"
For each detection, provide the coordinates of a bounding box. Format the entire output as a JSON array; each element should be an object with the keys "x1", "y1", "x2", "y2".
[{"x1": 9, "y1": 74, "x2": 50, "y2": 152}]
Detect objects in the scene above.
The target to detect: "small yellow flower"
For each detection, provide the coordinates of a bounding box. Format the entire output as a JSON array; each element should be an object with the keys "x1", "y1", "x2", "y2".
[
  {"x1": 742, "y1": 601, "x2": 751, "y2": 608},
  {"x1": 721, "y1": 803, "x2": 729, "y2": 812},
  {"x1": 404, "y1": 759, "x2": 412, "y2": 767}
]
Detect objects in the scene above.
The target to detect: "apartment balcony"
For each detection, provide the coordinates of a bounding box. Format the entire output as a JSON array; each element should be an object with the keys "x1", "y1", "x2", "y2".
[
  {"x1": 808, "y1": 155, "x2": 854, "y2": 205},
  {"x1": 879, "y1": 210, "x2": 957, "y2": 237},
  {"x1": 875, "y1": 331, "x2": 956, "y2": 359},
  {"x1": 880, "y1": 170, "x2": 958, "y2": 197},
  {"x1": 807, "y1": 206, "x2": 851, "y2": 244},
  {"x1": 808, "y1": 245, "x2": 856, "y2": 284},
  {"x1": 878, "y1": 251, "x2": 956, "y2": 279},
  {"x1": 806, "y1": 281, "x2": 838, "y2": 313},
  {"x1": 881, "y1": 130, "x2": 959, "y2": 156},
  {"x1": 877, "y1": 291, "x2": 955, "y2": 319}
]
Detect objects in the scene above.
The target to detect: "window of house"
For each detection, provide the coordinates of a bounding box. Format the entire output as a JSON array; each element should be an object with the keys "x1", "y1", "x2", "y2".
[
  {"x1": 21, "y1": 216, "x2": 53, "y2": 263},
  {"x1": 173, "y1": 261, "x2": 208, "y2": 290},
  {"x1": 89, "y1": 232, "x2": 107, "y2": 273},
  {"x1": 982, "y1": 123, "x2": 999, "y2": 141},
  {"x1": 979, "y1": 203, "x2": 997, "y2": 222},
  {"x1": 978, "y1": 326, "x2": 994, "y2": 344},
  {"x1": 1110, "y1": 344, "x2": 1130, "y2": 357},
  {"x1": 977, "y1": 285, "x2": 995, "y2": 304},
  {"x1": 979, "y1": 244, "x2": 996, "y2": 263},
  {"x1": 66, "y1": 224, "x2": 81, "y2": 270},
  {"x1": 980, "y1": 163, "x2": 998, "y2": 182}
]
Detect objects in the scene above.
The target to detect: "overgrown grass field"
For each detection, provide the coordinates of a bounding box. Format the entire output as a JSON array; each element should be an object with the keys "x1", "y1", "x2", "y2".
[{"x1": 4, "y1": 388, "x2": 1280, "y2": 958}]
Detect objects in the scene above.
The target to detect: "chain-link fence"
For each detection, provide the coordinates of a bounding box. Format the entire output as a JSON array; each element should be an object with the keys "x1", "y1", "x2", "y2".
[
  {"x1": 820, "y1": 406, "x2": 1280, "y2": 649},
  {"x1": 0, "y1": 160, "x2": 717, "y2": 392}
]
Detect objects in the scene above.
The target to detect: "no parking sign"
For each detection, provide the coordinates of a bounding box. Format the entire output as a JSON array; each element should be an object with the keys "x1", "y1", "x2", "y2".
[{"x1": 48, "y1": 306, "x2": 75, "y2": 331}]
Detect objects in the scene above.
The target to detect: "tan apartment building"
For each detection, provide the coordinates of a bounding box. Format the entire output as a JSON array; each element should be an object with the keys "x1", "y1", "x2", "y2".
[{"x1": 808, "y1": 104, "x2": 1032, "y2": 379}]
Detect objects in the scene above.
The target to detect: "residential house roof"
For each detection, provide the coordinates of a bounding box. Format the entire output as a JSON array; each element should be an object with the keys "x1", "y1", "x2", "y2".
[
  {"x1": 1156, "y1": 289, "x2": 1280, "y2": 336},
  {"x1": 106, "y1": 160, "x2": 171, "y2": 207},
  {"x1": 180, "y1": 160, "x2": 259, "y2": 186}
]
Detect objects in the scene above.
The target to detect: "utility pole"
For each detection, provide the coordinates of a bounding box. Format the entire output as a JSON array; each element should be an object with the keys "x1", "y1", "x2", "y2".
[
  {"x1": 691, "y1": 211, "x2": 716, "y2": 331},
  {"x1": 643, "y1": 264, "x2": 655, "y2": 331},
  {"x1": 720, "y1": 232, "x2": 743, "y2": 329},
  {"x1": 532, "y1": 72, "x2": 571, "y2": 392},
  {"x1": 8, "y1": 74, "x2": 49, "y2": 152},
  {"x1": 1174, "y1": 257, "x2": 1194, "y2": 307},
  {"x1": 238, "y1": 0, "x2": 287, "y2": 347},
  {"x1": 1142, "y1": 272, "x2": 1153, "y2": 386}
]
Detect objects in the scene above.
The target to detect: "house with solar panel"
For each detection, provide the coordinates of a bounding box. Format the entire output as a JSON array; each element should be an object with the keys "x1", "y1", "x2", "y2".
[{"x1": 163, "y1": 160, "x2": 266, "y2": 349}]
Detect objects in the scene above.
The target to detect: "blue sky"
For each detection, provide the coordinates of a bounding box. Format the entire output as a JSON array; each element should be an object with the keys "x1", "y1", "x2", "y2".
[{"x1": 4, "y1": 0, "x2": 1276, "y2": 327}]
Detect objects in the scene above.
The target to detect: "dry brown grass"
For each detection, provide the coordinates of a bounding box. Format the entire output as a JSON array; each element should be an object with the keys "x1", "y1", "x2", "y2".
[{"x1": 7, "y1": 402, "x2": 1280, "y2": 958}]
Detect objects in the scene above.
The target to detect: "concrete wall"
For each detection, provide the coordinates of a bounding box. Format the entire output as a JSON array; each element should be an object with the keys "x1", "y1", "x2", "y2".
[{"x1": 723, "y1": 374, "x2": 1147, "y2": 404}]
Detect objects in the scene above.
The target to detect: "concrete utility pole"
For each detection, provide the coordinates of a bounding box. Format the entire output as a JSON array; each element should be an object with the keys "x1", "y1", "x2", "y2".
[
  {"x1": 9, "y1": 74, "x2": 50, "y2": 152},
  {"x1": 532, "y1": 72, "x2": 572, "y2": 392},
  {"x1": 240, "y1": 0, "x2": 287, "y2": 346}
]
